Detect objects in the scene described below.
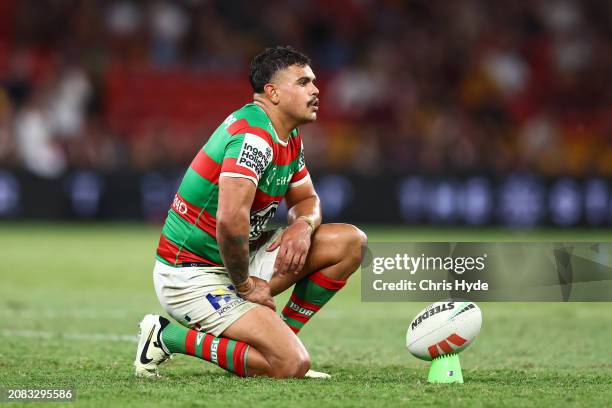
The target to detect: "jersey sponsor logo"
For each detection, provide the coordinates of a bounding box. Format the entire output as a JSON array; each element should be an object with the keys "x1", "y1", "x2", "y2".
[
  {"x1": 264, "y1": 166, "x2": 277, "y2": 186},
  {"x1": 171, "y1": 194, "x2": 188, "y2": 215},
  {"x1": 237, "y1": 133, "x2": 272, "y2": 177},
  {"x1": 263, "y1": 169, "x2": 290, "y2": 187},
  {"x1": 275, "y1": 175, "x2": 291, "y2": 187},
  {"x1": 249, "y1": 201, "x2": 279, "y2": 240},
  {"x1": 298, "y1": 147, "x2": 305, "y2": 170}
]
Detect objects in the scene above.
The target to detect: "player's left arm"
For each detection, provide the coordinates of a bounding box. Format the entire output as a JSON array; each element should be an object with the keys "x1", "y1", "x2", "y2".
[
  {"x1": 267, "y1": 178, "x2": 321, "y2": 276},
  {"x1": 286, "y1": 177, "x2": 321, "y2": 230}
]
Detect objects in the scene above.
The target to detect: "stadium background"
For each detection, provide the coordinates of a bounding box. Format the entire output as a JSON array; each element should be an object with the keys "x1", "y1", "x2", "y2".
[
  {"x1": 1, "y1": 2, "x2": 612, "y2": 407},
  {"x1": 0, "y1": 0, "x2": 611, "y2": 226}
]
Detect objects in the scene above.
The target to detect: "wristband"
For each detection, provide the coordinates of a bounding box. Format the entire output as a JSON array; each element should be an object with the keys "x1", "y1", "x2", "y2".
[
  {"x1": 296, "y1": 215, "x2": 315, "y2": 232},
  {"x1": 236, "y1": 277, "x2": 255, "y2": 295}
]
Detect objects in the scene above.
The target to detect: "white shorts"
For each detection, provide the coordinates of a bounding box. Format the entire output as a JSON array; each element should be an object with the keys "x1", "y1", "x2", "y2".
[{"x1": 153, "y1": 229, "x2": 283, "y2": 336}]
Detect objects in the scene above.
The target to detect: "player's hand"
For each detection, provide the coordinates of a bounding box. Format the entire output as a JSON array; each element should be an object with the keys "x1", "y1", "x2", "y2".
[
  {"x1": 266, "y1": 220, "x2": 312, "y2": 276},
  {"x1": 240, "y1": 277, "x2": 276, "y2": 311}
]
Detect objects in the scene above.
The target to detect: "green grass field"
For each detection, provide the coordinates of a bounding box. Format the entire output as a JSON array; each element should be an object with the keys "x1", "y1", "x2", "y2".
[{"x1": 1, "y1": 224, "x2": 611, "y2": 407}]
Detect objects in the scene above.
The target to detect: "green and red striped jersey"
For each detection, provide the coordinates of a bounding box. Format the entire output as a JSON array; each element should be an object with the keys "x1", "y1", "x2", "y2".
[{"x1": 156, "y1": 103, "x2": 310, "y2": 268}]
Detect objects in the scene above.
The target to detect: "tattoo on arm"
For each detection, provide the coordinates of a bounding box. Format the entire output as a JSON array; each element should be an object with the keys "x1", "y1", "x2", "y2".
[{"x1": 219, "y1": 234, "x2": 249, "y2": 285}]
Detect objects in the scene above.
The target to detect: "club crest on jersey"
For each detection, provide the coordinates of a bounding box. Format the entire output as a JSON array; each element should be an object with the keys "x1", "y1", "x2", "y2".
[
  {"x1": 237, "y1": 134, "x2": 272, "y2": 177},
  {"x1": 250, "y1": 201, "x2": 279, "y2": 240}
]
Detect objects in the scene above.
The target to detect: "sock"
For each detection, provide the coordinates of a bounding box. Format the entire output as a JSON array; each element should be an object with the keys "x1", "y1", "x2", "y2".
[
  {"x1": 160, "y1": 320, "x2": 250, "y2": 377},
  {"x1": 281, "y1": 270, "x2": 346, "y2": 334}
]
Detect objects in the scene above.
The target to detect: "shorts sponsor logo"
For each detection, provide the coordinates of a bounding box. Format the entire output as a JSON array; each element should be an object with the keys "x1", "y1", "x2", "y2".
[
  {"x1": 237, "y1": 134, "x2": 272, "y2": 177},
  {"x1": 206, "y1": 286, "x2": 245, "y2": 315},
  {"x1": 249, "y1": 201, "x2": 279, "y2": 240},
  {"x1": 215, "y1": 299, "x2": 245, "y2": 315},
  {"x1": 212, "y1": 288, "x2": 230, "y2": 296}
]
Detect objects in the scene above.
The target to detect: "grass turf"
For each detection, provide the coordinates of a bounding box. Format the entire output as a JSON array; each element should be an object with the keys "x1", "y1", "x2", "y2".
[{"x1": 0, "y1": 223, "x2": 611, "y2": 407}]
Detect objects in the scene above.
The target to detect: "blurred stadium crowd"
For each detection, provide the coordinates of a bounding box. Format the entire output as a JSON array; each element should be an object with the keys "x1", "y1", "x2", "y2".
[{"x1": 0, "y1": 0, "x2": 610, "y2": 180}]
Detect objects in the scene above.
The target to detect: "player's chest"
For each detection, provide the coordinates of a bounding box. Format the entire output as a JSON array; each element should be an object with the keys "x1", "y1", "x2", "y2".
[{"x1": 260, "y1": 164, "x2": 294, "y2": 196}]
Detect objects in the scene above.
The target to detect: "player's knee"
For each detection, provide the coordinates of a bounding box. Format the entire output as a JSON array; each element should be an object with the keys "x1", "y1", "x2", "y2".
[
  {"x1": 345, "y1": 224, "x2": 368, "y2": 270},
  {"x1": 356, "y1": 226, "x2": 368, "y2": 258},
  {"x1": 292, "y1": 352, "x2": 311, "y2": 377},
  {"x1": 271, "y1": 350, "x2": 311, "y2": 378}
]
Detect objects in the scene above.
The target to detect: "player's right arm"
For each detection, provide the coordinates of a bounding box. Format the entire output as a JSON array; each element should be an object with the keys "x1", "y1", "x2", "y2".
[
  {"x1": 216, "y1": 122, "x2": 276, "y2": 309},
  {"x1": 217, "y1": 176, "x2": 275, "y2": 310},
  {"x1": 217, "y1": 176, "x2": 254, "y2": 286}
]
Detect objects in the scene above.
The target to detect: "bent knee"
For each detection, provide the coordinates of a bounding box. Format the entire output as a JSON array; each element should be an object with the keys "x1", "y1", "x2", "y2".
[
  {"x1": 294, "y1": 353, "x2": 311, "y2": 377},
  {"x1": 312, "y1": 223, "x2": 368, "y2": 277},
  {"x1": 344, "y1": 224, "x2": 368, "y2": 266},
  {"x1": 354, "y1": 226, "x2": 368, "y2": 253},
  {"x1": 270, "y1": 351, "x2": 311, "y2": 378},
  {"x1": 323, "y1": 224, "x2": 367, "y2": 251}
]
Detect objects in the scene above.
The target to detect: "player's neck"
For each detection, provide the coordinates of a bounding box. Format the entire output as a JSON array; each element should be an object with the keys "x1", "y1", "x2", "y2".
[{"x1": 253, "y1": 100, "x2": 294, "y2": 142}]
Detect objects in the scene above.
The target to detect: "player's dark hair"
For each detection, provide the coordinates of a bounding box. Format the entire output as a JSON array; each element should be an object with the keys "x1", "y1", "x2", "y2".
[{"x1": 249, "y1": 46, "x2": 311, "y2": 93}]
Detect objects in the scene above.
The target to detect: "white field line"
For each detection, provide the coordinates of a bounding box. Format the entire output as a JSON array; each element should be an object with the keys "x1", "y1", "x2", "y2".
[
  {"x1": 1, "y1": 329, "x2": 138, "y2": 343},
  {"x1": 0, "y1": 310, "x2": 130, "y2": 318}
]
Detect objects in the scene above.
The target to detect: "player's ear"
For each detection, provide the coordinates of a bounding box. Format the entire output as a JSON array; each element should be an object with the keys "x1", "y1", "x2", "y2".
[{"x1": 263, "y1": 83, "x2": 280, "y2": 105}]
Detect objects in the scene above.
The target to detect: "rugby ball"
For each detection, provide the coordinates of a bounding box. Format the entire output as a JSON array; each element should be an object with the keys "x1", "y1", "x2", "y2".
[{"x1": 406, "y1": 300, "x2": 482, "y2": 361}]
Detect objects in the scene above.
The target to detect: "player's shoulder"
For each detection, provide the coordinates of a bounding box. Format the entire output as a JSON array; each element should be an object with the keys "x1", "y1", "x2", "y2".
[{"x1": 229, "y1": 103, "x2": 271, "y2": 135}]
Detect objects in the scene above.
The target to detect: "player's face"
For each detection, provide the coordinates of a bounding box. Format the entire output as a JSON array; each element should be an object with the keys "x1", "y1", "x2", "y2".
[{"x1": 272, "y1": 64, "x2": 319, "y2": 124}]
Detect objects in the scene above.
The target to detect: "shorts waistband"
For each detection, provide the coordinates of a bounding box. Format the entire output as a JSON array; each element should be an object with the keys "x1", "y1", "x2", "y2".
[{"x1": 176, "y1": 262, "x2": 213, "y2": 268}]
